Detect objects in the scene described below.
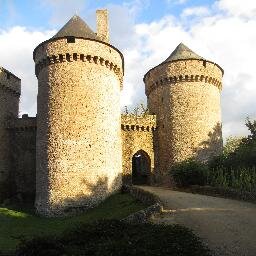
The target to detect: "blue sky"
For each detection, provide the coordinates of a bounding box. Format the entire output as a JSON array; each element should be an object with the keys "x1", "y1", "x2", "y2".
[
  {"x1": 0, "y1": 0, "x2": 215, "y2": 29},
  {"x1": 0, "y1": 0, "x2": 255, "y2": 138}
]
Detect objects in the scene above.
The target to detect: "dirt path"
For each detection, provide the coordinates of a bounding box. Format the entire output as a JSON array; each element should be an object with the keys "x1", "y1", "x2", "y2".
[{"x1": 138, "y1": 186, "x2": 256, "y2": 256}]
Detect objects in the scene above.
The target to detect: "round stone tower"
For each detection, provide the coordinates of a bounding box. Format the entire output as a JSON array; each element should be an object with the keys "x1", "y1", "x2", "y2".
[
  {"x1": 144, "y1": 43, "x2": 223, "y2": 182},
  {"x1": 33, "y1": 11, "x2": 124, "y2": 216},
  {"x1": 0, "y1": 67, "x2": 20, "y2": 199}
]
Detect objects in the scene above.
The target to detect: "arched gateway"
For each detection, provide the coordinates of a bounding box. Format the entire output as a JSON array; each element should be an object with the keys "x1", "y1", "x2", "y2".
[{"x1": 132, "y1": 150, "x2": 151, "y2": 185}]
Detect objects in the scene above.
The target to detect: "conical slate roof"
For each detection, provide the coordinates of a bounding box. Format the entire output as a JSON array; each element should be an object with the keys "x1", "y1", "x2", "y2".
[
  {"x1": 52, "y1": 15, "x2": 100, "y2": 40},
  {"x1": 162, "y1": 43, "x2": 203, "y2": 63}
]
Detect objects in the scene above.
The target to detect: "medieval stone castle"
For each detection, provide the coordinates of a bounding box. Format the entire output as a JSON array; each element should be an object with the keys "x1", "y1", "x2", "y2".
[{"x1": 0, "y1": 10, "x2": 223, "y2": 216}]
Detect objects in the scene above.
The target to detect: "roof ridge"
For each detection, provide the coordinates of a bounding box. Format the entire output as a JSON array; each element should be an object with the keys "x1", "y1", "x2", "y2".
[
  {"x1": 162, "y1": 43, "x2": 204, "y2": 63},
  {"x1": 52, "y1": 15, "x2": 100, "y2": 41}
]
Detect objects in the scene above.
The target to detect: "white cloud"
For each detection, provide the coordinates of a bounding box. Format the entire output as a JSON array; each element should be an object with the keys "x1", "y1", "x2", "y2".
[
  {"x1": 166, "y1": 0, "x2": 188, "y2": 5},
  {"x1": 107, "y1": 4, "x2": 138, "y2": 49},
  {"x1": 216, "y1": 0, "x2": 256, "y2": 18},
  {"x1": 0, "y1": 26, "x2": 55, "y2": 116},
  {"x1": 0, "y1": 0, "x2": 255, "y2": 140},
  {"x1": 123, "y1": 0, "x2": 151, "y2": 17},
  {"x1": 40, "y1": 0, "x2": 88, "y2": 26},
  {"x1": 119, "y1": 2, "x2": 256, "y2": 139},
  {"x1": 181, "y1": 6, "x2": 210, "y2": 17}
]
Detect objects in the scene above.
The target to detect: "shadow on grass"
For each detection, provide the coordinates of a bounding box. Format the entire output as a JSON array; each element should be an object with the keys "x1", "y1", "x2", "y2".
[{"x1": 0, "y1": 193, "x2": 146, "y2": 255}]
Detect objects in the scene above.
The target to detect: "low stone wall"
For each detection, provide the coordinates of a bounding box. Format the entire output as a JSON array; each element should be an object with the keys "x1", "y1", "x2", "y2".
[
  {"x1": 122, "y1": 185, "x2": 163, "y2": 223},
  {"x1": 189, "y1": 185, "x2": 256, "y2": 204}
]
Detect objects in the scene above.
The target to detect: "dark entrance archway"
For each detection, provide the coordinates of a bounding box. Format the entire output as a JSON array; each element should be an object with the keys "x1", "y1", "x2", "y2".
[{"x1": 132, "y1": 150, "x2": 151, "y2": 185}]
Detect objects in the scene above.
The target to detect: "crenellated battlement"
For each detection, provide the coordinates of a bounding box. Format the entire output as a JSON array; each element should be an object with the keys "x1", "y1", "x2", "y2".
[
  {"x1": 0, "y1": 16, "x2": 225, "y2": 214},
  {"x1": 144, "y1": 58, "x2": 223, "y2": 97},
  {"x1": 33, "y1": 14, "x2": 125, "y2": 216},
  {"x1": 35, "y1": 52, "x2": 123, "y2": 85},
  {"x1": 145, "y1": 74, "x2": 222, "y2": 96},
  {"x1": 6, "y1": 114, "x2": 37, "y2": 131},
  {"x1": 144, "y1": 43, "x2": 224, "y2": 180},
  {"x1": 121, "y1": 114, "x2": 156, "y2": 132},
  {"x1": 0, "y1": 67, "x2": 21, "y2": 96}
]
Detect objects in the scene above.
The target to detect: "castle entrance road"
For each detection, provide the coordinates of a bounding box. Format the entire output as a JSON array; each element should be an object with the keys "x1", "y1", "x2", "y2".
[{"x1": 138, "y1": 186, "x2": 256, "y2": 256}]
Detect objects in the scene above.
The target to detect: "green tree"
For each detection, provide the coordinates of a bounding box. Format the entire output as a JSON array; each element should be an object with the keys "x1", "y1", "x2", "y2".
[
  {"x1": 123, "y1": 102, "x2": 149, "y2": 116},
  {"x1": 223, "y1": 136, "x2": 244, "y2": 156},
  {"x1": 209, "y1": 118, "x2": 256, "y2": 170},
  {"x1": 245, "y1": 117, "x2": 256, "y2": 141}
]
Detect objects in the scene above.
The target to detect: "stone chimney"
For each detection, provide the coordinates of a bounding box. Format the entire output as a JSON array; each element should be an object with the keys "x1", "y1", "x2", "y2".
[{"x1": 96, "y1": 9, "x2": 109, "y2": 43}]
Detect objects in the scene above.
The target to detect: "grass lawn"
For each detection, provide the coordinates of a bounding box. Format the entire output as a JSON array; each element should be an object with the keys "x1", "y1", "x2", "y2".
[{"x1": 0, "y1": 193, "x2": 146, "y2": 254}]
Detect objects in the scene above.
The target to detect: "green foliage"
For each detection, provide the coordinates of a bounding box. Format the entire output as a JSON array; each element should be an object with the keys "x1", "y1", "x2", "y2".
[
  {"x1": 207, "y1": 167, "x2": 256, "y2": 192},
  {"x1": 16, "y1": 220, "x2": 211, "y2": 256},
  {"x1": 123, "y1": 102, "x2": 149, "y2": 116},
  {"x1": 245, "y1": 117, "x2": 256, "y2": 140},
  {"x1": 171, "y1": 159, "x2": 208, "y2": 187},
  {"x1": 209, "y1": 118, "x2": 256, "y2": 171},
  {"x1": 209, "y1": 142, "x2": 256, "y2": 171},
  {"x1": 223, "y1": 136, "x2": 244, "y2": 156},
  {"x1": 207, "y1": 118, "x2": 256, "y2": 193},
  {"x1": 0, "y1": 193, "x2": 146, "y2": 254}
]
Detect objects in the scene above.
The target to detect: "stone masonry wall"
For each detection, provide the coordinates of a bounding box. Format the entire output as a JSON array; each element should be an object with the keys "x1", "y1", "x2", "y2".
[
  {"x1": 7, "y1": 115, "x2": 36, "y2": 202},
  {"x1": 34, "y1": 37, "x2": 124, "y2": 216},
  {"x1": 0, "y1": 67, "x2": 20, "y2": 200},
  {"x1": 121, "y1": 114, "x2": 156, "y2": 184},
  {"x1": 96, "y1": 10, "x2": 109, "y2": 43},
  {"x1": 144, "y1": 59, "x2": 223, "y2": 182}
]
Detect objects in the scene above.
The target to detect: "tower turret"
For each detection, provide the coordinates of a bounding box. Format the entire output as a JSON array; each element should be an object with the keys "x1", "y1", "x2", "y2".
[
  {"x1": 144, "y1": 43, "x2": 223, "y2": 182},
  {"x1": 0, "y1": 67, "x2": 20, "y2": 199},
  {"x1": 33, "y1": 11, "x2": 124, "y2": 216}
]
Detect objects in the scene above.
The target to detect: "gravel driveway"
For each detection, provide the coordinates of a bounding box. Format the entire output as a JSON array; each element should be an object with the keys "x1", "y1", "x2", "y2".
[{"x1": 138, "y1": 186, "x2": 256, "y2": 256}]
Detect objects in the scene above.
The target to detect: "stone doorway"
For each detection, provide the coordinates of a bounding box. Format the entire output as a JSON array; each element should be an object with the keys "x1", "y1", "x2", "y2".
[{"x1": 132, "y1": 150, "x2": 151, "y2": 185}]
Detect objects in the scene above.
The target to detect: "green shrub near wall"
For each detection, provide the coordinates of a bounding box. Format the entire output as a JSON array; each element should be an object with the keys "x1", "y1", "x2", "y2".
[
  {"x1": 170, "y1": 159, "x2": 256, "y2": 193},
  {"x1": 171, "y1": 119, "x2": 256, "y2": 191},
  {"x1": 170, "y1": 159, "x2": 208, "y2": 187},
  {"x1": 209, "y1": 118, "x2": 256, "y2": 171},
  {"x1": 207, "y1": 167, "x2": 256, "y2": 193}
]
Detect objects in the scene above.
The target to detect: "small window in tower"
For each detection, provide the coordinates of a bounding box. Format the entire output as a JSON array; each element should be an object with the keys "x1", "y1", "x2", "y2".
[
  {"x1": 67, "y1": 36, "x2": 75, "y2": 43},
  {"x1": 161, "y1": 97, "x2": 164, "y2": 103},
  {"x1": 6, "y1": 73, "x2": 10, "y2": 79}
]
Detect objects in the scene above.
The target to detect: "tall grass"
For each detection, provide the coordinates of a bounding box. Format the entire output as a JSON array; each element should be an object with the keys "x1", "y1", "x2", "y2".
[{"x1": 207, "y1": 167, "x2": 256, "y2": 193}]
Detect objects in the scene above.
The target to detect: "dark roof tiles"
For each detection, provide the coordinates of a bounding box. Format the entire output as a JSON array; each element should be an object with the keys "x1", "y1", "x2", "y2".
[
  {"x1": 163, "y1": 43, "x2": 203, "y2": 63},
  {"x1": 52, "y1": 15, "x2": 100, "y2": 40}
]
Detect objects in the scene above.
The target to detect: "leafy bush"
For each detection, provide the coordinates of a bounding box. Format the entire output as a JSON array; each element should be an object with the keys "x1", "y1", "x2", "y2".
[
  {"x1": 207, "y1": 118, "x2": 256, "y2": 193},
  {"x1": 16, "y1": 220, "x2": 211, "y2": 256},
  {"x1": 209, "y1": 142, "x2": 256, "y2": 171},
  {"x1": 223, "y1": 136, "x2": 244, "y2": 155},
  {"x1": 209, "y1": 118, "x2": 256, "y2": 171},
  {"x1": 171, "y1": 159, "x2": 208, "y2": 187},
  {"x1": 207, "y1": 167, "x2": 256, "y2": 193}
]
